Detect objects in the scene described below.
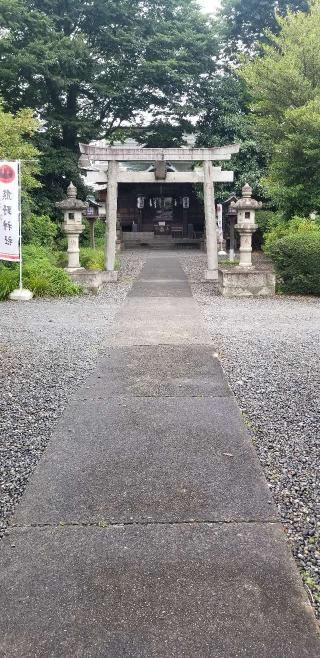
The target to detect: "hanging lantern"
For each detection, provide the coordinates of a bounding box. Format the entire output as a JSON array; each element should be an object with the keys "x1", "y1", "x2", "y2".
[
  {"x1": 137, "y1": 196, "x2": 145, "y2": 209},
  {"x1": 183, "y1": 196, "x2": 190, "y2": 209}
]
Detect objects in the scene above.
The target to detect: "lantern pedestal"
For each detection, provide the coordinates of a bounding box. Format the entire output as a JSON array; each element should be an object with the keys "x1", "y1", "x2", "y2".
[
  {"x1": 67, "y1": 268, "x2": 118, "y2": 293},
  {"x1": 64, "y1": 227, "x2": 85, "y2": 272},
  {"x1": 236, "y1": 223, "x2": 257, "y2": 268},
  {"x1": 218, "y1": 267, "x2": 275, "y2": 298}
]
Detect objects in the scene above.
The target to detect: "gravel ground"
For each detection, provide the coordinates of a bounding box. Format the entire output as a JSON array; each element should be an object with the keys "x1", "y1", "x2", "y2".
[
  {"x1": 0, "y1": 251, "x2": 144, "y2": 537},
  {"x1": 179, "y1": 250, "x2": 320, "y2": 617},
  {"x1": 1, "y1": 247, "x2": 319, "y2": 618}
]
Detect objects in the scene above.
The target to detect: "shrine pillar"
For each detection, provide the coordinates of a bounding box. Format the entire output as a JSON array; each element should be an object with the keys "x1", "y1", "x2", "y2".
[
  {"x1": 203, "y1": 161, "x2": 218, "y2": 280},
  {"x1": 105, "y1": 160, "x2": 119, "y2": 273}
]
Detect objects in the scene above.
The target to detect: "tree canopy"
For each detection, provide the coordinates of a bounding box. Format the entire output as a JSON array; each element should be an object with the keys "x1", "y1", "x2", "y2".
[
  {"x1": 241, "y1": 1, "x2": 320, "y2": 216},
  {"x1": 196, "y1": 0, "x2": 312, "y2": 203},
  {"x1": 0, "y1": 0, "x2": 217, "y2": 206},
  {"x1": 218, "y1": 0, "x2": 309, "y2": 55},
  {"x1": 195, "y1": 73, "x2": 267, "y2": 199},
  {"x1": 0, "y1": 0, "x2": 317, "y2": 217},
  {"x1": 0, "y1": 103, "x2": 41, "y2": 212}
]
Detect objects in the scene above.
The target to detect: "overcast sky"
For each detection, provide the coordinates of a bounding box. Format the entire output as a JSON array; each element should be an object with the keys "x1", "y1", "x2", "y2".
[{"x1": 200, "y1": 0, "x2": 221, "y2": 13}]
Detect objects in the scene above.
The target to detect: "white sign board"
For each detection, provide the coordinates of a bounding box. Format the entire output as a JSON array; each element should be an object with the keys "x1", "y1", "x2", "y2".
[
  {"x1": 217, "y1": 203, "x2": 223, "y2": 241},
  {"x1": 0, "y1": 161, "x2": 20, "y2": 262}
]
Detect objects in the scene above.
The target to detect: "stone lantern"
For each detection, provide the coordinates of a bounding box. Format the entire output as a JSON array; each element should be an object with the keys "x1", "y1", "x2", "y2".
[
  {"x1": 218, "y1": 183, "x2": 275, "y2": 297},
  {"x1": 56, "y1": 182, "x2": 88, "y2": 271},
  {"x1": 231, "y1": 183, "x2": 262, "y2": 268}
]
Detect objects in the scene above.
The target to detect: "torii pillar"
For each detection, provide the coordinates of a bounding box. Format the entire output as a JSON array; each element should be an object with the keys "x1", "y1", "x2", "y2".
[
  {"x1": 105, "y1": 160, "x2": 118, "y2": 273},
  {"x1": 203, "y1": 161, "x2": 219, "y2": 280}
]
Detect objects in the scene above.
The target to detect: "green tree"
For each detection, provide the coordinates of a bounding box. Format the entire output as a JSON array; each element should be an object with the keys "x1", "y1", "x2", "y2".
[
  {"x1": 22, "y1": 213, "x2": 58, "y2": 248},
  {"x1": 0, "y1": 103, "x2": 41, "y2": 213},
  {"x1": 195, "y1": 73, "x2": 268, "y2": 200},
  {"x1": 241, "y1": 1, "x2": 320, "y2": 216},
  {"x1": 218, "y1": 0, "x2": 309, "y2": 55},
  {"x1": 194, "y1": 1, "x2": 310, "y2": 202},
  {"x1": 0, "y1": 0, "x2": 217, "y2": 207}
]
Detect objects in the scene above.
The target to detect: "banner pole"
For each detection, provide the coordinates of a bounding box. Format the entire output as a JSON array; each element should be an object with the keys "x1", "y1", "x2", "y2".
[
  {"x1": 8, "y1": 159, "x2": 33, "y2": 301},
  {"x1": 18, "y1": 160, "x2": 23, "y2": 291}
]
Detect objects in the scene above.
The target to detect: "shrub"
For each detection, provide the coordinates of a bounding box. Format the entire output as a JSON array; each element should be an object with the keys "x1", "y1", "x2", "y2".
[
  {"x1": 80, "y1": 247, "x2": 105, "y2": 270},
  {"x1": 22, "y1": 244, "x2": 58, "y2": 266},
  {"x1": 268, "y1": 232, "x2": 320, "y2": 295},
  {"x1": 80, "y1": 219, "x2": 106, "y2": 248},
  {"x1": 264, "y1": 215, "x2": 320, "y2": 255},
  {"x1": 0, "y1": 266, "x2": 19, "y2": 300},
  {"x1": 94, "y1": 220, "x2": 106, "y2": 247},
  {"x1": 55, "y1": 234, "x2": 68, "y2": 253},
  {"x1": 0, "y1": 245, "x2": 81, "y2": 300},
  {"x1": 256, "y1": 210, "x2": 275, "y2": 235},
  {"x1": 25, "y1": 271, "x2": 52, "y2": 297},
  {"x1": 55, "y1": 251, "x2": 68, "y2": 268},
  {"x1": 22, "y1": 214, "x2": 58, "y2": 248},
  {"x1": 24, "y1": 262, "x2": 81, "y2": 297}
]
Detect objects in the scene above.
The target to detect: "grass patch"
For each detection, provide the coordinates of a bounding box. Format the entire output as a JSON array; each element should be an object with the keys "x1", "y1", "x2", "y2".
[
  {"x1": 219, "y1": 259, "x2": 240, "y2": 267},
  {"x1": 0, "y1": 267, "x2": 19, "y2": 301},
  {"x1": 80, "y1": 247, "x2": 105, "y2": 270},
  {"x1": 0, "y1": 245, "x2": 81, "y2": 300}
]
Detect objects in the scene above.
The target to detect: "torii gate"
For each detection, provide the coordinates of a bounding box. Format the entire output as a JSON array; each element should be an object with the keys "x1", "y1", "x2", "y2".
[{"x1": 79, "y1": 144, "x2": 240, "y2": 280}]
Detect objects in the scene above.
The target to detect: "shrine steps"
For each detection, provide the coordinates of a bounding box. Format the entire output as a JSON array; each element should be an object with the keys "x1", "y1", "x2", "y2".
[{"x1": 123, "y1": 234, "x2": 202, "y2": 250}]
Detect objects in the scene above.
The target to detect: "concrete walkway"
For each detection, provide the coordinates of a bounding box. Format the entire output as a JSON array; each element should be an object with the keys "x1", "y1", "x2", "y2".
[{"x1": 1, "y1": 254, "x2": 319, "y2": 657}]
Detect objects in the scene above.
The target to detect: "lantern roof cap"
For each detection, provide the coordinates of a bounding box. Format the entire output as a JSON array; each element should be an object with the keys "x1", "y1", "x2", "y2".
[
  {"x1": 242, "y1": 182, "x2": 252, "y2": 197},
  {"x1": 230, "y1": 183, "x2": 262, "y2": 211},
  {"x1": 56, "y1": 181, "x2": 88, "y2": 211},
  {"x1": 67, "y1": 181, "x2": 77, "y2": 197}
]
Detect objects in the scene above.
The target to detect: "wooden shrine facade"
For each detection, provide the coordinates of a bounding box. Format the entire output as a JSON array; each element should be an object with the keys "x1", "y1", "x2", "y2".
[{"x1": 97, "y1": 182, "x2": 205, "y2": 239}]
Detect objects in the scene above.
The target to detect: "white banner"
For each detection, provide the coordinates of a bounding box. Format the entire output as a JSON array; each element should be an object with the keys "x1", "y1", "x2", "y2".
[
  {"x1": 217, "y1": 203, "x2": 223, "y2": 241},
  {"x1": 0, "y1": 161, "x2": 20, "y2": 262}
]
